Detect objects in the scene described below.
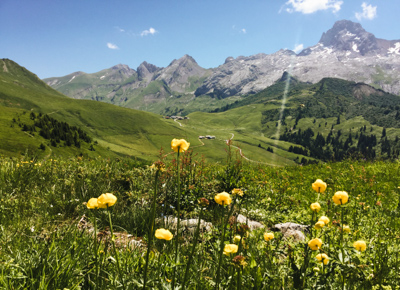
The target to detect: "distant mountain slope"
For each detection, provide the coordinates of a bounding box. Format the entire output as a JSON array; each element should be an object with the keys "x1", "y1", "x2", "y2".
[
  {"x1": 44, "y1": 55, "x2": 211, "y2": 115},
  {"x1": 196, "y1": 20, "x2": 400, "y2": 98},
  {"x1": 0, "y1": 59, "x2": 189, "y2": 160},
  {"x1": 189, "y1": 75, "x2": 400, "y2": 162}
]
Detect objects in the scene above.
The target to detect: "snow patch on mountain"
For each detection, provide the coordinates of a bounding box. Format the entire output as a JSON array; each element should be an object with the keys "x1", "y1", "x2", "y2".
[{"x1": 388, "y1": 42, "x2": 400, "y2": 55}]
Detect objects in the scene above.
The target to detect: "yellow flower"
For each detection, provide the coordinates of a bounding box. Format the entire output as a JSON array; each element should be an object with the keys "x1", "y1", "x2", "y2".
[
  {"x1": 308, "y1": 238, "x2": 323, "y2": 250},
  {"x1": 155, "y1": 228, "x2": 173, "y2": 241},
  {"x1": 231, "y1": 188, "x2": 244, "y2": 197},
  {"x1": 343, "y1": 225, "x2": 351, "y2": 233},
  {"x1": 171, "y1": 139, "x2": 190, "y2": 153},
  {"x1": 310, "y1": 202, "x2": 321, "y2": 212},
  {"x1": 87, "y1": 198, "x2": 99, "y2": 209},
  {"x1": 233, "y1": 235, "x2": 242, "y2": 243},
  {"x1": 97, "y1": 193, "x2": 117, "y2": 208},
  {"x1": 332, "y1": 191, "x2": 349, "y2": 205},
  {"x1": 312, "y1": 179, "x2": 327, "y2": 193},
  {"x1": 318, "y1": 216, "x2": 330, "y2": 225},
  {"x1": 150, "y1": 161, "x2": 165, "y2": 172},
  {"x1": 264, "y1": 232, "x2": 274, "y2": 241},
  {"x1": 223, "y1": 244, "x2": 238, "y2": 255},
  {"x1": 353, "y1": 240, "x2": 367, "y2": 252},
  {"x1": 214, "y1": 192, "x2": 232, "y2": 206},
  {"x1": 314, "y1": 221, "x2": 326, "y2": 230},
  {"x1": 316, "y1": 253, "x2": 329, "y2": 265}
]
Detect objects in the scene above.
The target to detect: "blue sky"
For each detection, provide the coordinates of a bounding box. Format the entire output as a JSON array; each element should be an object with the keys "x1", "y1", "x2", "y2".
[{"x1": 1, "y1": 0, "x2": 398, "y2": 79}]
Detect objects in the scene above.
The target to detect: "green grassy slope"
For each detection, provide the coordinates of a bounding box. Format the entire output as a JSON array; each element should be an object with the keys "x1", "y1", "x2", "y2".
[
  {"x1": 0, "y1": 59, "x2": 313, "y2": 165},
  {"x1": 0, "y1": 59, "x2": 191, "y2": 161}
]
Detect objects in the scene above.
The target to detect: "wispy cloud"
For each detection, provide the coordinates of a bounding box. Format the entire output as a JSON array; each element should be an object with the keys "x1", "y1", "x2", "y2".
[
  {"x1": 232, "y1": 25, "x2": 247, "y2": 34},
  {"x1": 115, "y1": 26, "x2": 125, "y2": 33},
  {"x1": 355, "y1": 2, "x2": 377, "y2": 21},
  {"x1": 140, "y1": 27, "x2": 157, "y2": 37},
  {"x1": 293, "y1": 44, "x2": 304, "y2": 53},
  {"x1": 107, "y1": 43, "x2": 119, "y2": 50},
  {"x1": 283, "y1": 0, "x2": 343, "y2": 14}
]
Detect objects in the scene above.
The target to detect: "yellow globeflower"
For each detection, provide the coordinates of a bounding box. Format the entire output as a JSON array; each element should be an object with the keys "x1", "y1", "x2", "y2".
[
  {"x1": 97, "y1": 193, "x2": 117, "y2": 208},
  {"x1": 171, "y1": 139, "x2": 190, "y2": 153},
  {"x1": 308, "y1": 238, "x2": 323, "y2": 250},
  {"x1": 343, "y1": 225, "x2": 351, "y2": 233},
  {"x1": 316, "y1": 253, "x2": 329, "y2": 265},
  {"x1": 310, "y1": 202, "x2": 321, "y2": 212},
  {"x1": 87, "y1": 198, "x2": 99, "y2": 209},
  {"x1": 318, "y1": 216, "x2": 330, "y2": 225},
  {"x1": 353, "y1": 240, "x2": 367, "y2": 252},
  {"x1": 312, "y1": 179, "x2": 327, "y2": 193},
  {"x1": 223, "y1": 244, "x2": 238, "y2": 256},
  {"x1": 214, "y1": 192, "x2": 232, "y2": 206},
  {"x1": 314, "y1": 221, "x2": 326, "y2": 230},
  {"x1": 233, "y1": 235, "x2": 242, "y2": 243},
  {"x1": 332, "y1": 191, "x2": 349, "y2": 205},
  {"x1": 231, "y1": 188, "x2": 244, "y2": 197},
  {"x1": 155, "y1": 228, "x2": 173, "y2": 241},
  {"x1": 264, "y1": 232, "x2": 274, "y2": 241}
]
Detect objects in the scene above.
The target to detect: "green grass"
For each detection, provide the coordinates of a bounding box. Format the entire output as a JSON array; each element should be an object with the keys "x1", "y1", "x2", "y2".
[{"x1": 1, "y1": 153, "x2": 400, "y2": 289}]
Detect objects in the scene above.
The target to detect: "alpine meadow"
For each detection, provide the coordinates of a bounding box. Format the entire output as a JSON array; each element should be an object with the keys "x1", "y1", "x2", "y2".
[{"x1": 1, "y1": 17, "x2": 400, "y2": 289}]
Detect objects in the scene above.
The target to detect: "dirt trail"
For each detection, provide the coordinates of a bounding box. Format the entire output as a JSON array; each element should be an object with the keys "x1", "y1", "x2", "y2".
[{"x1": 229, "y1": 133, "x2": 276, "y2": 166}]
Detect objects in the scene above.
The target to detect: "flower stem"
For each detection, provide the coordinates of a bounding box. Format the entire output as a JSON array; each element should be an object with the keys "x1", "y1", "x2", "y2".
[
  {"x1": 143, "y1": 170, "x2": 159, "y2": 289},
  {"x1": 215, "y1": 204, "x2": 227, "y2": 289},
  {"x1": 172, "y1": 150, "x2": 181, "y2": 289},
  {"x1": 182, "y1": 208, "x2": 204, "y2": 289},
  {"x1": 340, "y1": 205, "x2": 346, "y2": 290},
  {"x1": 107, "y1": 207, "x2": 125, "y2": 290},
  {"x1": 92, "y1": 212, "x2": 99, "y2": 289}
]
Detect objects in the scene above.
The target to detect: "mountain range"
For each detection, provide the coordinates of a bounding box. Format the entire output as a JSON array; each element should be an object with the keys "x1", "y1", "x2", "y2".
[{"x1": 44, "y1": 20, "x2": 400, "y2": 116}]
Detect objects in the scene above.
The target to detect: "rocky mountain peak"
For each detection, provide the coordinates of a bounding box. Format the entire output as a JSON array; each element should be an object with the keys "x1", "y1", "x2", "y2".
[
  {"x1": 154, "y1": 54, "x2": 207, "y2": 92},
  {"x1": 318, "y1": 19, "x2": 378, "y2": 55},
  {"x1": 137, "y1": 61, "x2": 160, "y2": 80},
  {"x1": 169, "y1": 54, "x2": 198, "y2": 67},
  {"x1": 111, "y1": 64, "x2": 131, "y2": 71}
]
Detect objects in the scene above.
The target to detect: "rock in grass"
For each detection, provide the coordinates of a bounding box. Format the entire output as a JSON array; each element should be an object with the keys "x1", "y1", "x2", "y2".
[
  {"x1": 273, "y1": 222, "x2": 309, "y2": 242},
  {"x1": 235, "y1": 214, "x2": 265, "y2": 230},
  {"x1": 158, "y1": 215, "x2": 213, "y2": 233}
]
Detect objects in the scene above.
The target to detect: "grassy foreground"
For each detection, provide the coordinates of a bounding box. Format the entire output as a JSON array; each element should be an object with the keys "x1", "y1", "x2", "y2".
[{"x1": 0, "y1": 144, "x2": 400, "y2": 289}]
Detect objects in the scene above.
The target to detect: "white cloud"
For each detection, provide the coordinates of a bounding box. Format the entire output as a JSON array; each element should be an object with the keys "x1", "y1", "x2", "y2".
[
  {"x1": 285, "y1": 0, "x2": 343, "y2": 14},
  {"x1": 293, "y1": 44, "x2": 304, "y2": 53},
  {"x1": 107, "y1": 43, "x2": 119, "y2": 50},
  {"x1": 232, "y1": 25, "x2": 247, "y2": 34},
  {"x1": 355, "y1": 2, "x2": 377, "y2": 21},
  {"x1": 141, "y1": 27, "x2": 157, "y2": 37},
  {"x1": 115, "y1": 26, "x2": 125, "y2": 33}
]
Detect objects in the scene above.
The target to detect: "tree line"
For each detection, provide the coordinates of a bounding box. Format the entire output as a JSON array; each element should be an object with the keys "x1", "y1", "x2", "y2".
[
  {"x1": 20, "y1": 112, "x2": 94, "y2": 150},
  {"x1": 280, "y1": 126, "x2": 399, "y2": 162}
]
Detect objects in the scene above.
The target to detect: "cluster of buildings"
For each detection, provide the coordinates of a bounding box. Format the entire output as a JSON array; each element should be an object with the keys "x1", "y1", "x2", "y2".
[
  {"x1": 199, "y1": 135, "x2": 216, "y2": 139},
  {"x1": 163, "y1": 115, "x2": 189, "y2": 120}
]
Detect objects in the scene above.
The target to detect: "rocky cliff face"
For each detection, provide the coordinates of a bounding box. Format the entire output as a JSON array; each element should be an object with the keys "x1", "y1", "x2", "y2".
[
  {"x1": 153, "y1": 54, "x2": 207, "y2": 92},
  {"x1": 44, "y1": 54, "x2": 208, "y2": 103},
  {"x1": 195, "y1": 20, "x2": 400, "y2": 98}
]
